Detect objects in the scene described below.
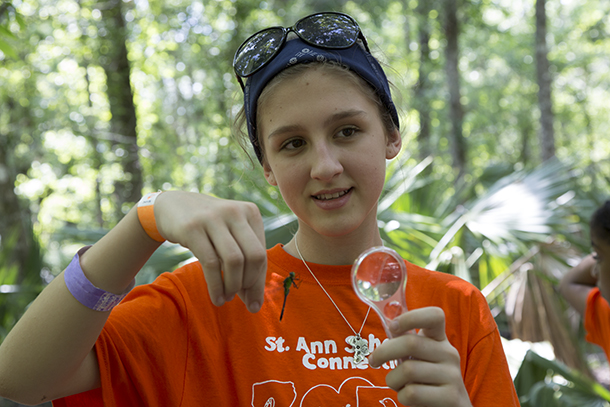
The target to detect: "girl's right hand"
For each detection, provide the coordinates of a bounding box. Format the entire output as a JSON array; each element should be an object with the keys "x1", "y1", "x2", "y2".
[
  {"x1": 153, "y1": 191, "x2": 267, "y2": 313},
  {"x1": 369, "y1": 307, "x2": 472, "y2": 407}
]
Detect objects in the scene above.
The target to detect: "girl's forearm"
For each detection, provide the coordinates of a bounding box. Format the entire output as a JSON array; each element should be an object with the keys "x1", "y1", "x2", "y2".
[
  {"x1": 558, "y1": 254, "x2": 597, "y2": 316},
  {"x1": 0, "y1": 207, "x2": 161, "y2": 403},
  {"x1": 560, "y1": 254, "x2": 597, "y2": 287}
]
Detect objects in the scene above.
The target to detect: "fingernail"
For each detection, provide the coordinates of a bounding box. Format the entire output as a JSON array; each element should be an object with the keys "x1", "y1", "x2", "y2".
[
  {"x1": 368, "y1": 355, "x2": 377, "y2": 367},
  {"x1": 249, "y1": 301, "x2": 261, "y2": 313},
  {"x1": 390, "y1": 320, "x2": 399, "y2": 331},
  {"x1": 215, "y1": 297, "x2": 225, "y2": 306},
  {"x1": 226, "y1": 294, "x2": 235, "y2": 302}
]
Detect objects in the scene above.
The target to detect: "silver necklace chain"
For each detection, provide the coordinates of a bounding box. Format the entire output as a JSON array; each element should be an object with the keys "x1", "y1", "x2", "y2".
[{"x1": 294, "y1": 236, "x2": 371, "y2": 337}]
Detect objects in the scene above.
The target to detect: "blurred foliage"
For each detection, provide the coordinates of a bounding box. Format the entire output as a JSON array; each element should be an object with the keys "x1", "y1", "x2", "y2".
[
  {"x1": 515, "y1": 350, "x2": 610, "y2": 406},
  {"x1": 0, "y1": 1, "x2": 25, "y2": 59},
  {"x1": 0, "y1": 225, "x2": 43, "y2": 341},
  {"x1": 0, "y1": 0, "x2": 609, "y2": 404}
]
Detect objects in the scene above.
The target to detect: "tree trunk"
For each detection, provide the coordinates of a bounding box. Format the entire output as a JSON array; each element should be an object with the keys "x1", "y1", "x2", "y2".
[
  {"x1": 76, "y1": 0, "x2": 105, "y2": 227},
  {"x1": 518, "y1": 112, "x2": 532, "y2": 166},
  {"x1": 415, "y1": 0, "x2": 432, "y2": 163},
  {"x1": 99, "y1": 0, "x2": 142, "y2": 219},
  {"x1": 0, "y1": 100, "x2": 35, "y2": 279},
  {"x1": 535, "y1": 0, "x2": 556, "y2": 162},
  {"x1": 443, "y1": 0, "x2": 466, "y2": 177}
]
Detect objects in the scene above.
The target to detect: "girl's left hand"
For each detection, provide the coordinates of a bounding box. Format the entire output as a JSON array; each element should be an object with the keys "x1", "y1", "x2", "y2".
[{"x1": 368, "y1": 307, "x2": 473, "y2": 407}]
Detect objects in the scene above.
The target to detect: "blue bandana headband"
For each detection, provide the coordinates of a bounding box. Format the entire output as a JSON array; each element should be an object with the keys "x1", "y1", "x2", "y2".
[{"x1": 243, "y1": 38, "x2": 400, "y2": 163}]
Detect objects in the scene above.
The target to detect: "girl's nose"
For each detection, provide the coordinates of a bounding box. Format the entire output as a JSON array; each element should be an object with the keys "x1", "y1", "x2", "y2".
[{"x1": 310, "y1": 143, "x2": 343, "y2": 181}]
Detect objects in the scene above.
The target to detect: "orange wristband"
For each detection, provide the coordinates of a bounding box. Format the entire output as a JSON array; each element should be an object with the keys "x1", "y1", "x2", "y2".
[{"x1": 137, "y1": 192, "x2": 165, "y2": 242}]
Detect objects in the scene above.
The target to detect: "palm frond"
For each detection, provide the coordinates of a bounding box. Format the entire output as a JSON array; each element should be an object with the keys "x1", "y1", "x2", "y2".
[
  {"x1": 435, "y1": 158, "x2": 575, "y2": 258},
  {"x1": 506, "y1": 264, "x2": 590, "y2": 373}
]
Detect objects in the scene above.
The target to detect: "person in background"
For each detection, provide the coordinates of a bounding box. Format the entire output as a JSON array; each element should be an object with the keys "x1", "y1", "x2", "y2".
[
  {"x1": 0, "y1": 12, "x2": 519, "y2": 407},
  {"x1": 559, "y1": 200, "x2": 610, "y2": 362}
]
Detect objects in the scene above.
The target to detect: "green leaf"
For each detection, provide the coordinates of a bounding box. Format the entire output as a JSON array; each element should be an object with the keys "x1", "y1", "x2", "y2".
[
  {"x1": 0, "y1": 25, "x2": 16, "y2": 39},
  {"x1": 514, "y1": 350, "x2": 549, "y2": 398},
  {"x1": 15, "y1": 14, "x2": 26, "y2": 30},
  {"x1": 515, "y1": 350, "x2": 610, "y2": 405},
  {"x1": 0, "y1": 37, "x2": 17, "y2": 58}
]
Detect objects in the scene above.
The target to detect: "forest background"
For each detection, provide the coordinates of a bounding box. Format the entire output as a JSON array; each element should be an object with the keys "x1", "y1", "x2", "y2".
[{"x1": 1, "y1": 0, "x2": 610, "y2": 405}]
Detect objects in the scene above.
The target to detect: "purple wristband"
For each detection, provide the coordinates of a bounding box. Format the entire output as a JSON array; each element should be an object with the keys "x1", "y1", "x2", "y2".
[{"x1": 64, "y1": 246, "x2": 136, "y2": 312}]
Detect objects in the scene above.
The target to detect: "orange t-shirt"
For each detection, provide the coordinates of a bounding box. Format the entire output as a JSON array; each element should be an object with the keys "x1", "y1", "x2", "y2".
[
  {"x1": 585, "y1": 287, "x2": 610, "y2": 362},
  {"x1": 54, "y1": 244, "x2": 518, "y2": 406}
]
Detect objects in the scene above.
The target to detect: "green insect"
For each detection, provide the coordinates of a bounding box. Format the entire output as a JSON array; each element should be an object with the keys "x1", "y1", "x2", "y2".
[{"x1": 280, "y1": 272, "x2": 300, "y2": 321}]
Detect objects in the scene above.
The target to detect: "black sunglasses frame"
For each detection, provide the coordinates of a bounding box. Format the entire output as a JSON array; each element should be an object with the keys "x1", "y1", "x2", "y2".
[{"x1": 233, "y1": 12, "x2": 370, "y2": 91}]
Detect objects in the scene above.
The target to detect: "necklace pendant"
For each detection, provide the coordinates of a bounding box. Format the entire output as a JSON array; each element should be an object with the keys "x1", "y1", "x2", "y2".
[{"x1": 348, "y1": 334, "x2": 370, "y2": 364}]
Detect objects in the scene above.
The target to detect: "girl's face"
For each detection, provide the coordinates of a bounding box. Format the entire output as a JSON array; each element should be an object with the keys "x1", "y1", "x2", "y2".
[
  {"x1": 592, "y1": 233, "x2": 610, "y2": 302},
  {"x1": 259, "y1": 67, "x2": 401, "y2": 239}
]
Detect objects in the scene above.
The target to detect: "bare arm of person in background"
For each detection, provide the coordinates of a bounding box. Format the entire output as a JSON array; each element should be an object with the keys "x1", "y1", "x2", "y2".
[{"x1": 558, "y1": 254, "x2": 598, "y2": 315}]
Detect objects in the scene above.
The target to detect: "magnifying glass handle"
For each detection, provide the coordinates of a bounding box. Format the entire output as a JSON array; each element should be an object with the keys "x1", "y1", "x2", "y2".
[{"x1": 378, "y1": 293, "x2": 407, "y2": 338}]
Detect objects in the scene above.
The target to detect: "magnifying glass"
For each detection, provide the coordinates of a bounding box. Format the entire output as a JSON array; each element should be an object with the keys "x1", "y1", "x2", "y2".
[{"x1": 351, "y1": 246, "x2": 408, "y2": 339}]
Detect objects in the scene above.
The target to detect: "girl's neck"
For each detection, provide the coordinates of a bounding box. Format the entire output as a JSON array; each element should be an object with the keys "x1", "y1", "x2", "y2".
[{"x1": 283, "y1": 223, "x2": 383, "y2": 266}]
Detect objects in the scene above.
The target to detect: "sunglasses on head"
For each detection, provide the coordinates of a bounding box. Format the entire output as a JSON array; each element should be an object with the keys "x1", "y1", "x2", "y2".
[{"x1": 233, "y1": 12, "x2": 370, "y2": 91}]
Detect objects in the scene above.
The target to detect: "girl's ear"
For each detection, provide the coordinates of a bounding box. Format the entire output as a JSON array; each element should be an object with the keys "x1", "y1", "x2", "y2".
[
  {"x1": 263, "y1": 160, "x2": 278, "y2": 186},
  {"x1": 385, "y1": 129, "x2": 402, "y2": 159}
]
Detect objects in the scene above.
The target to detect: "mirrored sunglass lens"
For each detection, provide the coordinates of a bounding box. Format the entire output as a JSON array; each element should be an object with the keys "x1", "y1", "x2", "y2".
[
  {"x1": 235, "y1": 28, "x2": 284, "y2": 76},
  {"x1": 295, "y1": 14, "x2": 359, "y2": 48}
]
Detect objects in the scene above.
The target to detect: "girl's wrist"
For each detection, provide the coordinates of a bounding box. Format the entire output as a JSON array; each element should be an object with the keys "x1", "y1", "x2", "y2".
[{"x1": 137, "y1": 191, "x2": 166, "y2": 243}]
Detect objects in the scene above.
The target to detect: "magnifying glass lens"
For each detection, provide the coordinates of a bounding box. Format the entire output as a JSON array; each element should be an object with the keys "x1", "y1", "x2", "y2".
[{"x1": 352, "y1": 247, "x2": 408, "y2": 338}]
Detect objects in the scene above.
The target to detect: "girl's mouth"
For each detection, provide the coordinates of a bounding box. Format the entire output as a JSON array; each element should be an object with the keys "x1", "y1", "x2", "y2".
[{"x1": 313, "y1": 188, "x2": 352, "y2": 201}]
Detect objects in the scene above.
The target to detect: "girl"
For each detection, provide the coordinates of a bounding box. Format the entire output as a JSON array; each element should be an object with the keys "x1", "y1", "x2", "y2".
[
  {"x1": 0, "y1": 12, "x2": 518, "y2": 407},
  {"x1": 559, "y1": 200, "x2": 610, "y2": 363}
]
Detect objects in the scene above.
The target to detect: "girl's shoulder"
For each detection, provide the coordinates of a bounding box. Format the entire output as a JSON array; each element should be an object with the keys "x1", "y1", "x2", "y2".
[
  {"x1": 405, "y1": 261, "x2": 480, "y2": 295},
  {"x1": 119, "y1": 260, "x2": 208, "y2": 313},
  {"x1": 405, "y1": 261, "x2": 497, "y2": 336}
]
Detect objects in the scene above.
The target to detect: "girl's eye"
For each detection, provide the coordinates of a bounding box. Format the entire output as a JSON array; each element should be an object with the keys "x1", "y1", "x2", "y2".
[
  {"x1": 337, "y1": 127, "x2": 357, "y2": 138},
  {"x1": 282, "y1": 138, "x2": 305, "y2": 150},
  {"x1": 593, "y1": 252, "x2": 600, "y2": 261}
]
